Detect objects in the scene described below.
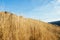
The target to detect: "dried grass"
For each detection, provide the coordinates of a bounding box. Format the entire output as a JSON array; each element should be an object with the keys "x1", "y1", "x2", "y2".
[{"x1": 0, "y1": 12, "x2": 60, "y2": 40}]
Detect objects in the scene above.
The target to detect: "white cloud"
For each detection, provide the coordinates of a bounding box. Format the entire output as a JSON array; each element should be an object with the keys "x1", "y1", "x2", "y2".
[
  {"x1": 42, "y1": 18, "x2": 60, "y2": 22},
  {"x1": 57, "y1": 0, "x2": 60, "y2": 2},
  {"x1": 30, "y1": 0, "x2": 60, "y2": 22}
]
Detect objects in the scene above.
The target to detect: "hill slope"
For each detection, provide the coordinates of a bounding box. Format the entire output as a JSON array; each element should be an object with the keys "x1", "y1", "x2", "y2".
[
  {"x1": 0, "y1": 12, "x2": 60, "y2": 40},
  {"x1": 49, "y1": 21, "x2": 60, "y2": 26}
]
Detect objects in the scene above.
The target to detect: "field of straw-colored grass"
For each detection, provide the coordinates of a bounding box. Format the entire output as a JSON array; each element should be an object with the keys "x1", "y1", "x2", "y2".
[{"x1": 0, "y1": 12, "x2": 60, "y2": 40}]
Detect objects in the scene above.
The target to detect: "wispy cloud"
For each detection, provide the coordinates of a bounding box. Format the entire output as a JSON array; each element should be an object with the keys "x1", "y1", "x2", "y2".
[
  {"x1": 0, "y1": 0, "x2": 5, "y2": 11},
  {"x1": 28, "y1": 0, "x2": 60, "y2": 22},
  {"x1": 0, "y1": 5, "x2": 5, "y2": 11},
  {"x1": 0, "y1": 0, "x2": 60, "y2": 22}
]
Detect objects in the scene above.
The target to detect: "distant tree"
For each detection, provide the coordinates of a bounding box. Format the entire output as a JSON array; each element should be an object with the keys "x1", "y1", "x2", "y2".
[{"x1": 5, "y1": 11, "x2": 7, "y2": 14}]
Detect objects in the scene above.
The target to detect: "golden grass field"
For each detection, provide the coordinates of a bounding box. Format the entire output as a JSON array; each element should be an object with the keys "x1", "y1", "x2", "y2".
[{"x1": 0, "y1": 12, "x2": 60, "y2": 40}]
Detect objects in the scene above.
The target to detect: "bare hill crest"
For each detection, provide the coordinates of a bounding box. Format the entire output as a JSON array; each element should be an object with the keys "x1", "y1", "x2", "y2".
[{"x1": 0, "y1": 12, "x2": 60, "y2": 40}]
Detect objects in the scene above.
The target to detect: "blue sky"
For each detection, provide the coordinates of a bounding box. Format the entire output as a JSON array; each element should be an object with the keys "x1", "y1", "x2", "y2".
[{"x1": 0, "y1": 0, "x2": 60, "y2": 22}]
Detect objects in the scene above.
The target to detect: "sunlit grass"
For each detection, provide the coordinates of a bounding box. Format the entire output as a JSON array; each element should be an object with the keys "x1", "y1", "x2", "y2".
[{"x1": 0, "y1": 12, "x2": 60, "y2": 40}]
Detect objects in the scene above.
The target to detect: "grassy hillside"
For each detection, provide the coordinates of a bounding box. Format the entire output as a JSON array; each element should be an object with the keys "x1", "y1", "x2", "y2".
[{"x1": 0, "y1": 12, "x2": 60, "y2": 40}]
